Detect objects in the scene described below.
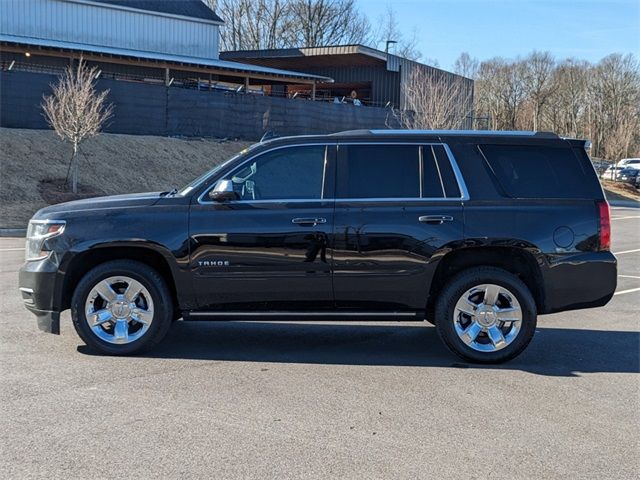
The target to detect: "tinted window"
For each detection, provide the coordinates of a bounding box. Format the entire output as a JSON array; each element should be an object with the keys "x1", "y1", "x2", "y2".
[
  {"x1": 426, "y1": 145, "x2": 461, "y2": 198},
  {"x1": 480, "y1": 144, "x2": 598, "y2": 199},
  {"x1": 231, "y1": 146, "x2": 326, "y2": 200},
  {"x1": 422, "y1": 145, "x2": 444, "y2": 198},
  {"x1": 338, "y1": 145, "x2": 420, "y2": 198}
]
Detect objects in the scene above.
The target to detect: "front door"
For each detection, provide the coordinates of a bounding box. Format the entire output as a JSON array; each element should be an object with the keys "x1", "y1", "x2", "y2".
[
  {"x1": 189, "y1": 144, "x2": 336, "y2": 311},
  {"x1": 333, "y1": 143, "x2": 465, "y2": 311}
]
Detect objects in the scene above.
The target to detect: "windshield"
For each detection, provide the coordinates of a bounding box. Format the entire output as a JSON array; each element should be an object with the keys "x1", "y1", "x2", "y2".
[{"x1": 178, "y1": 143, "x2": 260, "y2": 196}]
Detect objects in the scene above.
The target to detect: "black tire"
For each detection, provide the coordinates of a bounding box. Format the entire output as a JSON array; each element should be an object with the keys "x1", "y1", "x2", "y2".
[
  {"x1": 434, "y1": 267, "x2": 537, "y2": 364},
  {"x1": 71, "y1": 260, "x2": 173, "y2": 355}
]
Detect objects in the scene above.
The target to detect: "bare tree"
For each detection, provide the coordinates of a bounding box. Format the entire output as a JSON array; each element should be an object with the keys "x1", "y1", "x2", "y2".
[
  {"x1": 212, "y1": 0, "x2": 294, "y2": 50},
  {"x1": 473, "y1": 52, "x2": 639, "y2": 159},
  {"x1": 210, "y1": 0, "x2": 370, "y2": 50},
  {"x1": 373, "y1": 6, "x2": 422, "y2": 60},
  {"x1": 589, "y1": 54, "x2": 640, "y2": 161},
  {"x1": 453, "y1": 52, "x2": 479, "y2": 79},
  {"x1": 42, "y1": 58, "x2": 113, "y2": 193},
  {"x1": 521, "y1": 51, "x2": 556, "y2": 131},
  {"x1": 547, "y1": 59, "x2": 589, "y2": 137},
  {"x1": 390, "y1": 68, "x2": 474, "y2": 130},
  {"x1": 289, "y1": 0, "x2": 370, "y2": 47}
]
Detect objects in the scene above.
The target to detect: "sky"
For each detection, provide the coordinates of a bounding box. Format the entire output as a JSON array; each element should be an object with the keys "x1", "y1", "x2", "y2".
[{"x1": 360, "y1": 0, "x2": 640, "y2": 69}]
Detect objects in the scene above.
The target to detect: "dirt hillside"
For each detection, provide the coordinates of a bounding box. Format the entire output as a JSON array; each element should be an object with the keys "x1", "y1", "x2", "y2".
[
  {"x1": 1, "y1": 128, "x2": 637, "y2": 228},
  {"x1": 0, "y1": 128, "x2": 250, "y2": 227}
]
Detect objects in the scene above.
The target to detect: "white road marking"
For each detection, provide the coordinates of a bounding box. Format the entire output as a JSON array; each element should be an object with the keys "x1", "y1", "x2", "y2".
[
  {"x1": 613, "y1": 249, "x2": 640, "y2": 255},
  {"x1": 0, "y1": 247, "x2": 25, "y2": 252},
  {"x1": 614, "y1": 287, "x2": 640, "y2": 296},
  {"x1": 611, "y1": 216, "x2": 640, "y2": 220},
  {"x1": 619, "y1": 275, "x2": 640, "y2": 279}
]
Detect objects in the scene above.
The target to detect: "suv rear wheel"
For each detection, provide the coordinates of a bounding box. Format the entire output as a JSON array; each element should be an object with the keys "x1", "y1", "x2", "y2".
[
  {"x1": 71, "y1": 260, "x2": 173, "y2": 355},
  {"x1": 435, "y1": 267, "x2": 537, "y2": 363}
]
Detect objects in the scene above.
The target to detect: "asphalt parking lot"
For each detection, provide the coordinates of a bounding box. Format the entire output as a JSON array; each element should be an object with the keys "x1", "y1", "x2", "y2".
[{"x1": 1, "y1": 207, "x2": 638, "y2": 480}]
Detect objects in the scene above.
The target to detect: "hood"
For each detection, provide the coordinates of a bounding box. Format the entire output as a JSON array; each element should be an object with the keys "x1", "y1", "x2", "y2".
[{"x1": 33, "y1": 192, "x2": 162, "y2": 218}]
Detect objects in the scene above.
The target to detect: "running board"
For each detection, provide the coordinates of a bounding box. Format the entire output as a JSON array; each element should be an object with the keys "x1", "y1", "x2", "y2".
[{"x1": 183, "y1": 311, "x2": 424, "y2": 321}]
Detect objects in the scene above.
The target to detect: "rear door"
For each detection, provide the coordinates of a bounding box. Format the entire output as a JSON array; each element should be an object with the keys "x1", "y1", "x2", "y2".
[{"x1": 332, "y1": 142, "x2": 465, "y2": 311}]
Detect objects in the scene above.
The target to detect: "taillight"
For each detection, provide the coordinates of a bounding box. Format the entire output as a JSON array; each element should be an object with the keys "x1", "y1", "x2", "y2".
[{"x1": 597, "y1": 200, "x2": 611, "y2": 251}]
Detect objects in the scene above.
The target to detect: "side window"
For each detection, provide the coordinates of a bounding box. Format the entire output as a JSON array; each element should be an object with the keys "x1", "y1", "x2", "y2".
[
  {"x1": 480, "y1": 144, "x2": 597, "y2": 199},
  {"x1": 422, "y1": 145, "x2": 444, "y2": 198},
  {"x1": 337, "y1": 145, "x2": 420, "y2": 198},
  {"x1": 230, "y1": 145, "x2": 326, "y2": 200},
  {"x1": 433, "y1": 145, "x2": 462, "y2": 198},
  {"x1": 422, "y1": 145, "x2": 461, "y2": 198}
]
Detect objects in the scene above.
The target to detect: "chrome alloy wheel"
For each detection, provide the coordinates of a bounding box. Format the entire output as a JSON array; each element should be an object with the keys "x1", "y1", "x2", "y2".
[
  {"x1": 84, "y1": 276, "x2": 154, "y2": 345},
  {"x1": 452, "y1": 284, "x2": 522, "y2": 352}
]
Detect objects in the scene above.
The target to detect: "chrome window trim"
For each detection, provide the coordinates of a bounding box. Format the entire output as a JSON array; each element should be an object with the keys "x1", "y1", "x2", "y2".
[
  {"x1": 197, "y1": 143, "x2": 333, "y2": 205},
  {"x1": 197, "y1": 141, "x2": 470, "y2": 205},
  {"x1": 333, "y1": 197, "x2": 464, "y2": 203},
  {"x1": 442, "y1": 143, "x2": 470, "y2": 201}
]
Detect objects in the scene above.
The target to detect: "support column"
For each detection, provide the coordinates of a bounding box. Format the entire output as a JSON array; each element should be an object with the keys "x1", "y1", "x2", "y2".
[
  {"x1": 164, "y1": 67, "x2": 170, "y2": 86},
  {"x1": 311, "y1": 81, "x2": 317, "y2": 101},
  {"x1": 244, "y1": 77, "x2": 250, "y2": 93}
]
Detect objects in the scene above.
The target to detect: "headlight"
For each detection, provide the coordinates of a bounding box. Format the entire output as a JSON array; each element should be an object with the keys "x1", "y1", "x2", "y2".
[{"x1": 25, "y1": 220, "x2": 66, "y2": 261}]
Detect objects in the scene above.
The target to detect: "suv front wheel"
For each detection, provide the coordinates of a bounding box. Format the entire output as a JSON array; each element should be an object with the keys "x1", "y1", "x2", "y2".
[
  {"x1": 435, "y1": 267, "x2": 537, "y2": 364},
  {"x1": 71, "y1": 260, "x2": 173, "y2": 355}
]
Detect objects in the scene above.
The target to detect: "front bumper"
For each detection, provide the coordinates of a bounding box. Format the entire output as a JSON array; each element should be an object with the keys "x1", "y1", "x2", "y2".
[
  {"x1": 19, "y1": 256, "x2": 63, "y2": 334},
  {"x1": 25, "y1": 305, "x2": 61, "y2": 334}
]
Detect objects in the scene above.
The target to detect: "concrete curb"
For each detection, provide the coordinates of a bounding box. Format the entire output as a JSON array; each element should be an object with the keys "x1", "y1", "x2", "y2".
[{"x1": 0, "y1": 229, "x2": 27, "y2": 237}]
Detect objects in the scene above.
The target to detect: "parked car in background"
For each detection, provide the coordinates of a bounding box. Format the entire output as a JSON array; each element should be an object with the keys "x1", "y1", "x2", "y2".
[
  {"x1": 619, "y1": 158, "x2": 640, "y2": 168},
  {"x1": 617, "y1": 167, "x2": 640, "y2": 187},
  {"x1": 591, "y1": 160, "x2": 610, "y2": 175},
  {"x1": 18, "y1": 130, "x2": 617, "y2": 364},
  {"x1": 600, "y1": 165, "x2": 624, "y2": 180}
]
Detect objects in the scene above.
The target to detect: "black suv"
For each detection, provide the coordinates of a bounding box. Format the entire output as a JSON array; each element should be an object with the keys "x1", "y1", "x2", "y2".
[{"x1": 19, "y1": 130, "x2": 617, "y2": 363}]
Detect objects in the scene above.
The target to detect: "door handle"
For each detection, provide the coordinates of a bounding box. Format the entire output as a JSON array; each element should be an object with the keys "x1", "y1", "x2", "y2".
[
  {"x1": 292, "y1": 217, "x2": 327, "y2": 226},
  {"x1": 419, "y1": 215, "x2": 454, "y2": 225}
]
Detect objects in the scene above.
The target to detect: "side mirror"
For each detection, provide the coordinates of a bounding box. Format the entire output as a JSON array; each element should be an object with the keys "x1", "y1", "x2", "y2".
[{"x1": 208, "y1": 179, "x2": 239, "y2": 202}]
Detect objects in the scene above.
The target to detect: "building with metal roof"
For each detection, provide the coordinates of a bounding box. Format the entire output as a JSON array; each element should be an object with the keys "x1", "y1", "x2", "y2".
[
  {"x1": 93, "y1": 0, "x2": 225, "y2": 23},
  {"x1": 0, "y1": 0, "x2": 331, "y2": 89},
  {"x1": 221, "y1": 45, "x2": 473, "y2": 111}
]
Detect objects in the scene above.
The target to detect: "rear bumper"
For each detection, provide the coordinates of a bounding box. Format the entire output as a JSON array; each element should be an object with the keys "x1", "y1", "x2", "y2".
[
  {"x1": 19, "y1": 257, "x2": 63, "y2": 334},
  {"x1": 541, "y1": 251, "x2": 617, "y2": 314}
]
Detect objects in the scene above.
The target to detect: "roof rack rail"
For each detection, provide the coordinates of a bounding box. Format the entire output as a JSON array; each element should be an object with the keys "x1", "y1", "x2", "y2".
[
  {"x1": 260, "y1": 131, "x2": 280, "y2": 142},
  {"x1": 329, "y1": 129, "x2": 371, "y2": 136},
  {"x1": 367, "y1": 129, "x2": 559, "y2": 138}
]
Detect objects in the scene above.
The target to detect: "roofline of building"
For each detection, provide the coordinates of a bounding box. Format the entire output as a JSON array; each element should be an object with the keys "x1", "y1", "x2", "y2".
[
  {"x1": 222, "y1": 44, "x2": 387, "y2": 61},
  {"x1": 221, "y1": 44, "x2": 474, "y2": 83},
  {"x1": 1, "y1": 35, "x2": 335, "y2": 84},
  {"x1": 63, "y1": 0, "x2": 225, "y2": 26}
]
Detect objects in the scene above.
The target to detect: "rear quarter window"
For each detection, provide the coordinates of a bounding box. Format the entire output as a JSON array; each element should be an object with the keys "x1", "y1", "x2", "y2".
[{"x1": 479, "y1": 144, "x2": 601, "y2": 199}]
